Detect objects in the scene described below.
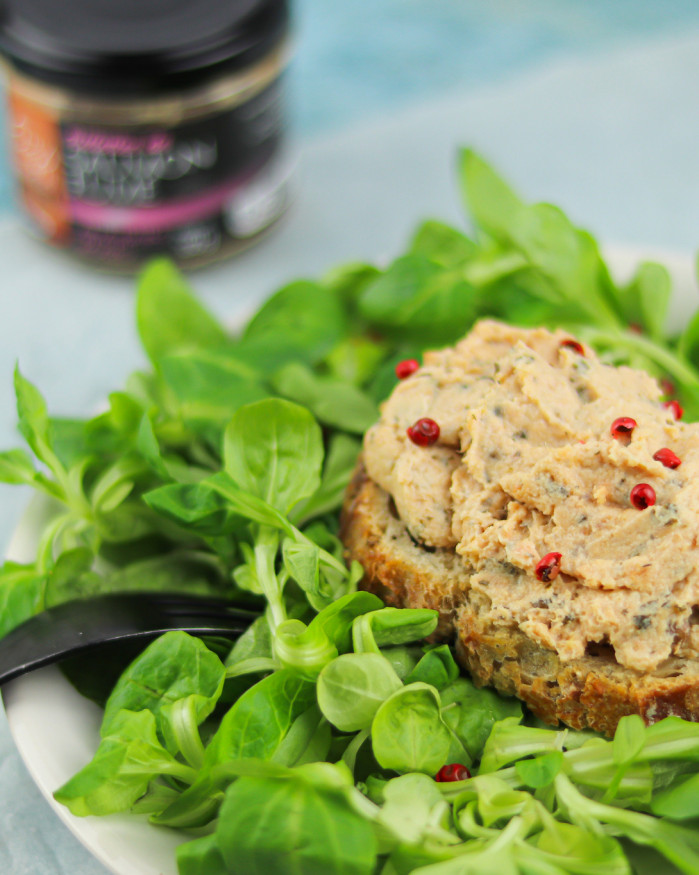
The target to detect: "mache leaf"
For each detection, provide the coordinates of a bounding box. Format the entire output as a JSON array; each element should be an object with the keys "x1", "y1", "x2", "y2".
[
  {"x1": 136, "y1": 259, "x2": 228, "y2": 365},
  {"x1": 223, "y1": 398, "x2": 324, "y2": 515}
]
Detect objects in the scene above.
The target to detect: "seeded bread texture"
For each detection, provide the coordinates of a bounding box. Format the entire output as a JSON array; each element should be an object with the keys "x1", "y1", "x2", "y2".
[{"x1": 340, "y1": 462, "x2": 699, "y2": 736}]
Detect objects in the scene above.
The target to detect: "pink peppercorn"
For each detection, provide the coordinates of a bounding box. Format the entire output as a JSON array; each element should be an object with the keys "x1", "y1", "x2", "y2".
[
  {"x1": 630, "y1": 483, "x2": 656, "y2": 510},
  {"x1": 435, "y1": 763, "x2": 471, "y2": 782},
  {"x1": 610, "y1": 417, "x2": 637, "y2": 440},
  {"x1": 653, "y1": 448, "x2": 681, "y2": 469},
  {"x1": 407, "y1": 418, "x2": 440, "y2": 447},
  {"x1": 663, "y1": 400, "x2": 684, "y2": 420},
  {"x1": 395, "y1": 358, "x2": 420, "y2": 379},
  {"x1": 535, "y1": 552, "x2": 562, "y2": 582}
]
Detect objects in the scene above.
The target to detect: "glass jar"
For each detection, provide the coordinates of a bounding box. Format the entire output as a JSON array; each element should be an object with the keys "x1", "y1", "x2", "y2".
[{"x1": 0, "y1": 0, "x2": 292, "y2": 270}]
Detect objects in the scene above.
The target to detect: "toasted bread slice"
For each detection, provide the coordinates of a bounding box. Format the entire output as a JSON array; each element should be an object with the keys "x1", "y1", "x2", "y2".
[{"x1": 341, "y1": 462, "x2": 699, "y2": 736}]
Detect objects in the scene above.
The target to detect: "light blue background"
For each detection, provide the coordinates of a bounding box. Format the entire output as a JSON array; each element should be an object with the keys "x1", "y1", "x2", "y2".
[
  {"x1": 3, "y1": 0, "x2": 699, "y2": 211},
  {"x1": 1, "y1": 2, "x2": 699, "y2": 872}
]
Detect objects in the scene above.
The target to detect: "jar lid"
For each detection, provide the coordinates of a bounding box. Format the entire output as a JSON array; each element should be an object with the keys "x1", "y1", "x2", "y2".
[{"x1": 0, "y1": 0, "x2": 289, "y2": 95}]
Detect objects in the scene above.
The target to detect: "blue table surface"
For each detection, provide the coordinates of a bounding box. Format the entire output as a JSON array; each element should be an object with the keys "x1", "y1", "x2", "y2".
[{"x1": 2, "y1": 1, "x2": 699, "y2": 872}]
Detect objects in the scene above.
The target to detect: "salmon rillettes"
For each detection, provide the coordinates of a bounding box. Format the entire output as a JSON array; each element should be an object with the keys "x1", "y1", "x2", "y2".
[{"x1": 361, "y1": 321, "x2": 699, "y2": 679}]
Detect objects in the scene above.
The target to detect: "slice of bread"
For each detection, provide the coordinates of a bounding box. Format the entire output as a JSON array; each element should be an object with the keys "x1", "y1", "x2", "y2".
[{"x1": 340, "y1": 461, "x2": 699, "y2": 736}]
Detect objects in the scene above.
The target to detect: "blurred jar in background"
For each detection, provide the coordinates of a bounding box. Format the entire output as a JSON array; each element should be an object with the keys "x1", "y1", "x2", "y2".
[{"x1": 0, "y1": 0, "x2": 292, "y2": 270}]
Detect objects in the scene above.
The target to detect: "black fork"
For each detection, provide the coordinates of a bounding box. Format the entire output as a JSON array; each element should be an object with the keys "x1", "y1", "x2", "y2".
[{"x1": 0, "y1": 592, "x2": 260, "y2": 685}]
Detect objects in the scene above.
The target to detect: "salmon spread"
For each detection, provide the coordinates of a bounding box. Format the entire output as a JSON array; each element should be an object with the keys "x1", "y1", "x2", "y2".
[{"x1": 363, "y1": 320, "x2": 699, "y2": 672}]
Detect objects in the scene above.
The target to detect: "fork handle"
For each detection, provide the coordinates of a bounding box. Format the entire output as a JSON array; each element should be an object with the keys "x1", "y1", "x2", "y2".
[{"x1": 0, "y1": 592, "x2": 259, "y2": 686}]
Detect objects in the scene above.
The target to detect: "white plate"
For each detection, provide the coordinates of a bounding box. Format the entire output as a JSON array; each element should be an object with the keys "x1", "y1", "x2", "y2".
[
  {"x1": 2, "y1": 498, "x2": 185, "y2": 875},
  {"x1": 2, "y1": 247, "x2": 697, "y2": 875}
]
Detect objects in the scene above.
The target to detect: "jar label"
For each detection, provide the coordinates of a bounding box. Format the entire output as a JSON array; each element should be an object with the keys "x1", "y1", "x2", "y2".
[
  {"x1": 7, "y1": 75, "x2": 291, "y2": 267},
  {"x1": 8, "y1": 87, "x2": 71, "y2": 244}
]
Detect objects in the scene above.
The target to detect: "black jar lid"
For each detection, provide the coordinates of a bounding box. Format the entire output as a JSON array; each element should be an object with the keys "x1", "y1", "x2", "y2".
[{"x1": 0, "y1": 0, "x2": 289, "y2": 96}]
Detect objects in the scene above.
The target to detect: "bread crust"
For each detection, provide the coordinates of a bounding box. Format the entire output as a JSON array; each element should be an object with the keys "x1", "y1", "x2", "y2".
[{"x1": 340, "y1": 461, "x2": 699, "y2": 736}]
